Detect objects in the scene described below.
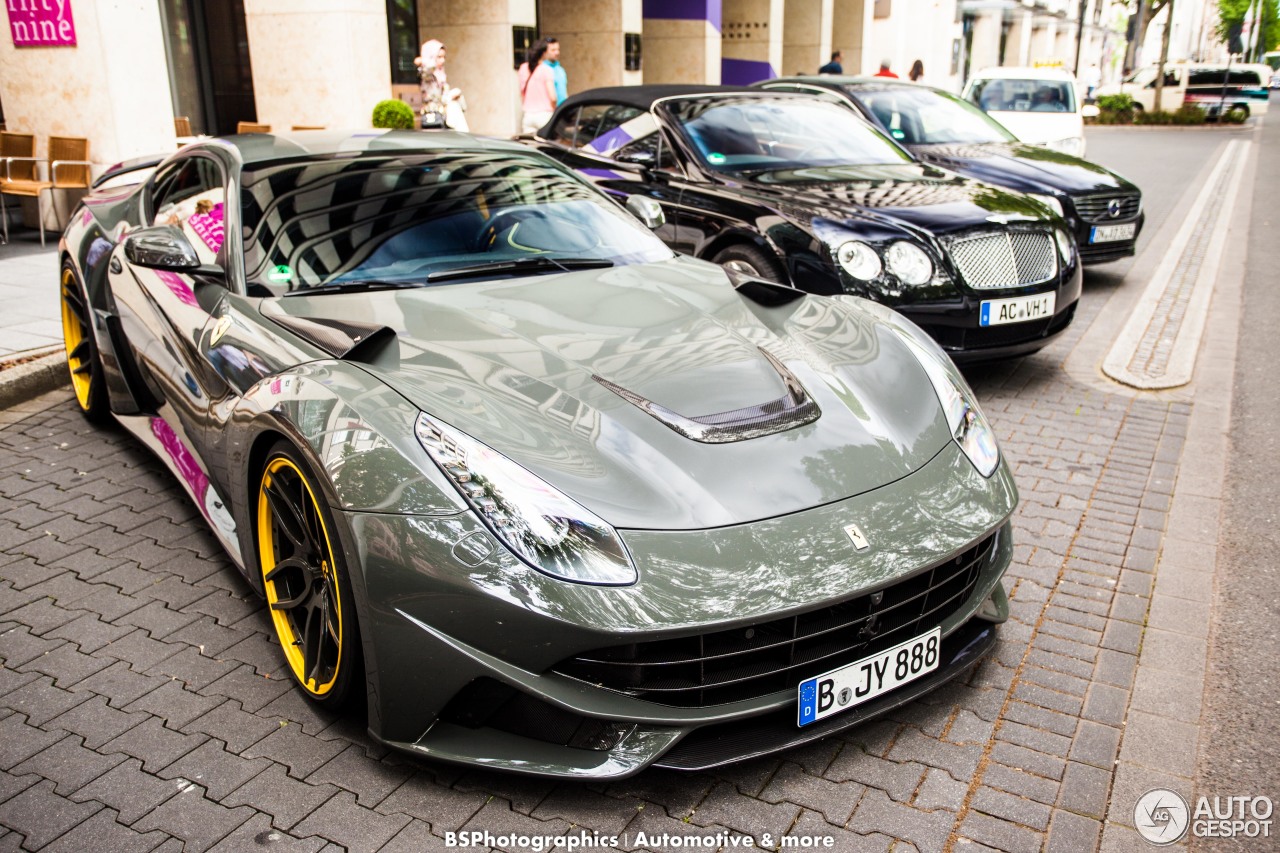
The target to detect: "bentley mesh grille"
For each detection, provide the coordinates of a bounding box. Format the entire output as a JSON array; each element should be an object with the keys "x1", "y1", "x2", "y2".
[
  {"x1": 948, "y1": 231, "x2": 1057, "y2": 290},
  {"x1": 1071, "y1": 193, "x2": 1142, "y2": 223},
  {"x1": 552, "y1": 532, "x2": 997, "y2": 708}
]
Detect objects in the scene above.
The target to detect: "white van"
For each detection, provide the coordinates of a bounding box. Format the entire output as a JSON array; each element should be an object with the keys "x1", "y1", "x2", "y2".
[
  {"x1": 961, "y1": 67, "x2": 1092, "y2": 157},
  {"x1": 1096, "y1": 63, "x2": 1270, "y2": 117}
]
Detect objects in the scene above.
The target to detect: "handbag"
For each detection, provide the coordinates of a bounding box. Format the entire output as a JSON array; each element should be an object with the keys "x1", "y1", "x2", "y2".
[{"x1": 420, "y1": 109, "x2": 446, "y2": 130}]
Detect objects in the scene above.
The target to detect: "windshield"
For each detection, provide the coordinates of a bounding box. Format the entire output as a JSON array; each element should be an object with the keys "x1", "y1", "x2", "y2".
[
  {"x1": 664, "y1": 96, "x2": 912, "y2": 174},
  {"x1": 240, "y1": 151, "x2": 671, "y2": 293},
  {"x1": 967, "y1": 78, "x2": 1078, "y2": 113},
  {"x1": 849, "y1": 86, "x2": 1016, "y2": 145}
]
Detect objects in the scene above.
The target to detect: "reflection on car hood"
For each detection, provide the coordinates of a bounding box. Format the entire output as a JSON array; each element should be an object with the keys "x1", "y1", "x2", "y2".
[
  {"x1": 736, "y1": 163, "x2": 1054, "y2": 236},
  {"x1": 908, "y1": 141, "x2": 1138, "y2": 196},
  {"x1": 271, "y1": 256, "x2": 955, "y2": 530}
]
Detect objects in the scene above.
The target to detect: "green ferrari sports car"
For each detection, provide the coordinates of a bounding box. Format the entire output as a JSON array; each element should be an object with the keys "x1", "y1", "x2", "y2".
[{"x1": 58, "y1": 130, "x2": 1017, "y2": 778}]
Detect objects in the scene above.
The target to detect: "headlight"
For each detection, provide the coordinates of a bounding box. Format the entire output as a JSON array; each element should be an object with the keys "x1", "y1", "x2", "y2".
[
  {"x1": 1028, "y1": 193, "x2": 1064, "y2": 217},
  {"x1": 415, "y1": 413, "x2": 637, "y2": 585},
  {"x1": 885, "y1": 242, "x2": 933, "y2": 286},
  {"x1": 1054, "y1": 228, "x2": 1074, "y2": 263},
  {"x1": 835, "y1": 241, "x2": 882, "y2": 280},
  {"x1": 901, "y1": 340, "x2": 1000, "y2": 477},
  {"x1": 1046, "y1": 137, "x2": 1084, "y2": 156}
]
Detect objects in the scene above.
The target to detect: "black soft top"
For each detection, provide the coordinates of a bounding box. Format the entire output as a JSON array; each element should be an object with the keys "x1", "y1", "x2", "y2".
[{"x1": 539, "y1": 85, "x2": 791, "y2": 139}]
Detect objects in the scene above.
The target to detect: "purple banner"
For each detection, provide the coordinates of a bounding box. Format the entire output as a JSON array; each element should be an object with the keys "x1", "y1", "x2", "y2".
[
  {"x1": 721, "y1": 58, "x2": 776, "y2": 86},
  {"x1": 643, "y1": 0, "x2": 721, "y2": 31},
  {"x1": 7, "y1": 0, "x2": 77, "y2": 47}
]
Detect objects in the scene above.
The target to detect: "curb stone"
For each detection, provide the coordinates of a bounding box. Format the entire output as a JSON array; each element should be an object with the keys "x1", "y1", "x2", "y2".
[{"x1": 0, "y1": 347, "x2": 69, "y2": 410}]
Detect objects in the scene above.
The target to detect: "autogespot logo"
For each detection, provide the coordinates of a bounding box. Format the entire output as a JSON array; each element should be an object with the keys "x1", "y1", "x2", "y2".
[{"x1": 1135, "y1": 789, "x2": 1191, "y2": 845}]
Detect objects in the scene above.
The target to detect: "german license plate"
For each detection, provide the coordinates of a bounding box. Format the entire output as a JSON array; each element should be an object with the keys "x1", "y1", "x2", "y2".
[
  {"x1": 980, "y1": 291, "x2": 1056, "y2": 326},
  {"x1": 797, "y1": 628, "x2": 940, "y2": 726},
  {"x1": 1090, "y1": 223, "x2": 1137, "y2": 243}
]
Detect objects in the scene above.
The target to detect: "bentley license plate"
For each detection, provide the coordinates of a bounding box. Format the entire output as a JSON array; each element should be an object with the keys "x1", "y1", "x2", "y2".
[
  {"x1": 979, "y1": 292, "x2": 1056, "y2": 326},
  {"x1": 1090, "y1": 223, "x2": 1137, "y2": 243},
  {"x1": 797, "y1": 628, "x2": 940, "y2": 726}
]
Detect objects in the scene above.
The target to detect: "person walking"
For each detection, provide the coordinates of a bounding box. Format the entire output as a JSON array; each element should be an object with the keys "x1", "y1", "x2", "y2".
[
  {"x1": 414, "y1": 39, "x2": 468, "y2": 131},
  {"x1": 1083, "y1": 63, "x2": 1102, "y2": 99},
  {"x1": 544, "y1": 37, "x2": 568, "y2": 106},
  {"x1": 908, "y1": 59, "x2": 924, "y2": 82},
  {"x1": 818, "y1": 50, "x2": 843, "y2": 75},
  {"x1": 518, "y1": 38, "x2": 558, "y2": 134},
  {"x1": 875, "y1": 59, "x2": 899, "y2": 78}
]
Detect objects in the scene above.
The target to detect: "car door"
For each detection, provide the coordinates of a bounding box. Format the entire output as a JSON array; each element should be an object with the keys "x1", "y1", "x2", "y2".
[
  {"x1": 109, "y1": 155, "x2": 230, "y2": 459},
  {"x1": 539, "y1": 102, "x2": 685, "y2": 246}
]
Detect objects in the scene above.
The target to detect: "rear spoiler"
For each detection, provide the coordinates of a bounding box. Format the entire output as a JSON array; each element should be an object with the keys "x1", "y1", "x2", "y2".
[{"x1": 91, "y1": 155, "x2": 166, "y2": 189}]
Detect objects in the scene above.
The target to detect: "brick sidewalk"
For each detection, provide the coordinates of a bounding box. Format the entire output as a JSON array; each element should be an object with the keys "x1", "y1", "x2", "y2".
[{"x1": 0, "y1": 263, "x2": 1201, "y2": 853}]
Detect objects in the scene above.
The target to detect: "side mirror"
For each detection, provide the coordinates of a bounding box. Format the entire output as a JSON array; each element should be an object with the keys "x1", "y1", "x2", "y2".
[
  {"x1": 124, "y1": 225, "x2": 202, "y2": 271},
  {"x1": 625, "y1": 195, "x2": 666, "y2": 230},
  {"x1": 1081, "y1": 104, "x2": 1100, "y2": 118},
  {"x1": 615, "y1": 149, "x2": 656, "y2": 167}
]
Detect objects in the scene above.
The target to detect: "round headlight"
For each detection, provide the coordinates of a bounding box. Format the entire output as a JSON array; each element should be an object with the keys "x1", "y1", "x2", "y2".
[
  {"x1": 885, "y1": 242, "x2": 933, "y2": 286},
  {"x1": 835, "y1": 241, "x2": 882, "y2": 280},
  {"x1": 1055, "y1": 228, "x2": 1073, "y2": 263}
]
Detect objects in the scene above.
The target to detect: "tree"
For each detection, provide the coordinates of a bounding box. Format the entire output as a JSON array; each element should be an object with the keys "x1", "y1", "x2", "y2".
[
  {"x1": 1218, "y1": 0, "x2": 1280, "y2": 58},
  {"x1": 1126, "y1": 0, "x2": 1174, "y2": 71}
]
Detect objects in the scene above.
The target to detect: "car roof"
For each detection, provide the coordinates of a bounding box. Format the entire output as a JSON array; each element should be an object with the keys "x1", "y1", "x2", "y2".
[
  {"x1": 208, "y1": 129, "x2": 533, "y2": 167},
  {"x1": 968, "y1": 66, "x2": 1077, "y2": 81},
  {"x1": 539, "y1": 85, "x2": 798, "y2": 138}
]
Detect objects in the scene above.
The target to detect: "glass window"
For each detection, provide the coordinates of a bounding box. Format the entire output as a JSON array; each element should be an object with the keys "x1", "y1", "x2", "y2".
[
  {"x1": 239, "y1": 151, "x2": 672, "y2": 293},
  {"x1": 624, "y1": 33, "x2": 641, "y2": 72},
  {"x1": 574, "y1": 104, "x2": 646, "y2": 150},
  {"x1": 850, "y1": 86, "x2": 1015, "y2": 145},
  {"x1": 967, "y1": 78, "x2": 1077, "y2": 113},
  {"x1": 615, "y1": 132, "x2": 679, "y2": 172},
  {"x1": 664, "y1": 96, "x2": 911, "y2": 174},
  {"x1": 385, "y1": 0, "x2": 421, "y2": 85},
  {"x1": 545, "y1": 106, "x2": 581, "y2": 145},
  {"x1": 151, "y1": 158, "x2": 227, "y2": 263}
]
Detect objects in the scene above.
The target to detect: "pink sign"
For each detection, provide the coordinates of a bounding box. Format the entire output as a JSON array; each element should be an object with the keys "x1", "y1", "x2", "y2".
[
  {"x1": 188, "y1": 202, "x2": 225, "y2": 254},
  {"x1": 7, "y1": 0, "x2": 76, "y2": 46}
]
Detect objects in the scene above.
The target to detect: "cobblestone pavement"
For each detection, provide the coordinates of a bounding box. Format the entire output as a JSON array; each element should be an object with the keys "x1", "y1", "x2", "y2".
[{"x1": 0, "y1": 273, "x2": 1194, "y2": 853}]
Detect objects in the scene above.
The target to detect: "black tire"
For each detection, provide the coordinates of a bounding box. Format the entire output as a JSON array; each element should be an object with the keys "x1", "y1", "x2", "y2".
[
  {"x1": 255, "y1": 441, "x2": 363, "y2": 709},
  {"x1": 712, "y1": 243, "x2": 787, "y2": 284},
  {"x1": 59, "y1": 262, "x2": 110, "y2": 422}
]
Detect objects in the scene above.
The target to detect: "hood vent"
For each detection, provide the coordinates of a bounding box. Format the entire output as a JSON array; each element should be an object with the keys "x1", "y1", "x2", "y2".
[
  {"x1": 594, "y1": 348, "x2": 820, "y2": 444},
  {"x1": 262, "y1": 305, "x2": 396, "y2": 362}
]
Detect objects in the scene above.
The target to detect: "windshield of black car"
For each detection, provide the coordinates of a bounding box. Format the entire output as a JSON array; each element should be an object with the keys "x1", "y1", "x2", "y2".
[
  {"x1": 239, "y1": 151, "x2": 671, "y2": 293},
  {"x1": 849, "y1": 86, "x2": 1016, "y2": 145},
  {"x1": 664, "y1": 97, "x2": 911, "y2": 173}
]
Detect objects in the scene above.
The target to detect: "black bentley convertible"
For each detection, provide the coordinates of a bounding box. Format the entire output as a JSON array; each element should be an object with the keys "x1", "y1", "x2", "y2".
[
  {"x1": 529, "y1": 86, "x2": 1082, "y2": 361},
  {"x1": 758, "y1": 77, "x2": 1145, "y2": 265}
]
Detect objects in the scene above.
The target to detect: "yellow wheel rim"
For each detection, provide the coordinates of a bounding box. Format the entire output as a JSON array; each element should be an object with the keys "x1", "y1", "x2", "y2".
[
  {"x1": 61, "y1": 269, "x2": 92, "y2": 410},
  {"x1": 257, "y1": 457, "x2": 344, "y2": 696}
]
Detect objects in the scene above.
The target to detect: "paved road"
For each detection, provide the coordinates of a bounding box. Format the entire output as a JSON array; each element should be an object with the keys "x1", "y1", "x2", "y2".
[
  {"x1": 0, "y1": 127, "x2": 1257, "y2": 852},
  {"x1": 1192, "y1": 117, "x2": 1280, "y2": 851}
]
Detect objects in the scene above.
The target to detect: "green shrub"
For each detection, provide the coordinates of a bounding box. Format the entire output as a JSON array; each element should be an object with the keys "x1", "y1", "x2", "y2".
[
  {"x1": 372, "y1": 99, "x2": 416, "y2": 130},
  {"x1": 1096, "y1": 93, "x2": 1135, "y2": 113},
  {"x1": 1172, "y1": 104, "x2": 1207, "y2": 125},
  {"x1": 1134, "y1": 109, "x2": 1174, "y2": 125}
]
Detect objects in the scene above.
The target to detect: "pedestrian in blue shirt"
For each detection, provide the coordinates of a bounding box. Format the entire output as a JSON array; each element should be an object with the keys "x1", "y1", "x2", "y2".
[
  {"x1": 544, "y1": 37, "x2": 568, "y2": 105},
  {"x1": 818, "y1": 50, "x2": 843, "y2": 75}
]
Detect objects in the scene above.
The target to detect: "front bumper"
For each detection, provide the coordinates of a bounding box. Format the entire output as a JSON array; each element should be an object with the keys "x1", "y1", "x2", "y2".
[
  {"x1": 1071, "y1": 211, "x2": 1145, "y2": 265},
  {"x1": 345, "y1": 442, "x2": 1017, "y2": 779}
]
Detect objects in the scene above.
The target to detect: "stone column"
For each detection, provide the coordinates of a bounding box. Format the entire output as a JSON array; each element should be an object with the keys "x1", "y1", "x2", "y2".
[
  {"x1": 1005, "y1": 8, "x2": 1033, "y2": 66},
  {"x1": 539, "y1": 0, "x2": 643, "y2": 92},
  {"x1": 419, "y1": 0, "x2": 536, "y2": 136},
  {"x1": 832, "y1": 0, "x2": 874, "y2": 75},
  {"x1": 969, "y1": 9, "x2": 1003, "y2": 73},
  {"x1": 242, "y1": 0, "x2": 391, "y2": 133},
  {"x1": 722, "y1": 0, "x2": 785, "y2": 83},
  {"x1": 782, "y1": 0, "x2": 834, "y2": 76},
  {"x1": 0, "y1": 0, "x2": 174, "y2": 174},
  {"x1": 642, "y1": 0, "x2": 721, "y2": 84},
  {"x1": 1030, "y1": 19, "x2": 1057, "y2": 64}
]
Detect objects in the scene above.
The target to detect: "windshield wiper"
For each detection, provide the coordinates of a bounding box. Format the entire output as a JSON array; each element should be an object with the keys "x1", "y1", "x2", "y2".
[
  {"x1": 282, "y1": 279, "x2": 426, "y2": 297},
  {"x1": 426, "y1": 256, "x2": 614, "y2": 283}
]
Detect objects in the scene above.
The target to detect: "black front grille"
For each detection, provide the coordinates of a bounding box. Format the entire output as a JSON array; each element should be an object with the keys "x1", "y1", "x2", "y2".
[
  {"x1": 553, "y1": 533, "x2": 997, "y2": 707},
  {"x1": 1070, "y1": 193, "x2": 1141, "y2": 223}
]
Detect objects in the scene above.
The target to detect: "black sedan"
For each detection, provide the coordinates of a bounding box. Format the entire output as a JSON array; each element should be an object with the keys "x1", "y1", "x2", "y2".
[
  {"x1": 758, "y1": 77, "x2": 1145, "y2": 265},
  {"x1": 530, "y1": 86, "x2": 1082, "y2": 361}
]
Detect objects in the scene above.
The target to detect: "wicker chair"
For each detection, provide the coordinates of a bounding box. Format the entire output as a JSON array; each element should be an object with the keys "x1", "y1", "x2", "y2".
[
  {"x1": 0, "y1": 135, "x2": 91, "y2": 246},
  {"x1": 291, "y1": 125, "x2": 325, "y2": 131},
  {"x1": 236, "y1": 121, "x2": 271, "y2": 134},
  {"x1": 174, "y1": 116, "x2": 193, "y2": 137}
]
